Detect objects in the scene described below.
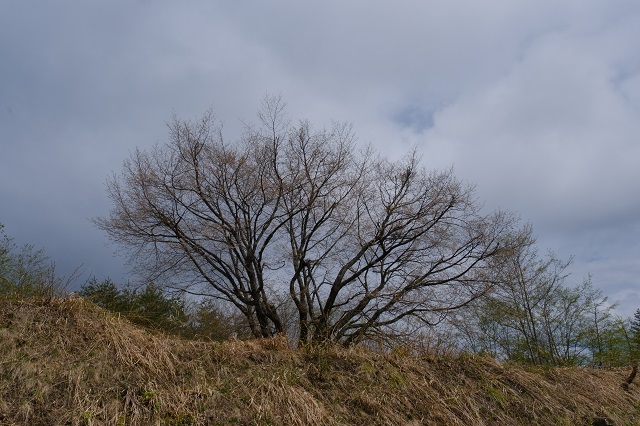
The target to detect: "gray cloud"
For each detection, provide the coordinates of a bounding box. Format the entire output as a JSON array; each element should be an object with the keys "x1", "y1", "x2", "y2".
[{"x1": 1, "y1": 1, "x2": 639, "y2": 314}]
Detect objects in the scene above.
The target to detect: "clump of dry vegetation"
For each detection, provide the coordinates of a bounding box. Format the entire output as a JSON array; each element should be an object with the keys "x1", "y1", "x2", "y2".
[{"x1": 1, "y1": 297, "x2": 640, "y2": 425}]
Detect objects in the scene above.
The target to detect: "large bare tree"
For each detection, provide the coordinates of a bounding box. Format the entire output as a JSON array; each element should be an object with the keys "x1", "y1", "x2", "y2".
[{"x1": 97, "y1": 96, "x2": 524, "y2": 344}]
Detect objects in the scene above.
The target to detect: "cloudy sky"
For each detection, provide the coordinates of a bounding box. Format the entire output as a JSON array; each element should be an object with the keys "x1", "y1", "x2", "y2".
[{"x1": 1, "y1": 1, "x2": 639, "y2": 314}]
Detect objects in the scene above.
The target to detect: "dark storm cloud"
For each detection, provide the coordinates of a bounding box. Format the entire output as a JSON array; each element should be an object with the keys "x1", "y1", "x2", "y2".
[{"x1": 1, "y1": 1, "x2": 639, "y2": 314}]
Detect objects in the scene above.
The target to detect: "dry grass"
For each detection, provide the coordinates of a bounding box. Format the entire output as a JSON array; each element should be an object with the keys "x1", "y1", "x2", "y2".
[{"x1": 1, "y1": 297, "x2": 639, "y2": 425}]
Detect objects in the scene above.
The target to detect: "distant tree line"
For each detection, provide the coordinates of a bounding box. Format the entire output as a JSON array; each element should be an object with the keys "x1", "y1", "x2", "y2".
[{"x1": 78, "y1": 277, "x2": 249, "y2": 341}]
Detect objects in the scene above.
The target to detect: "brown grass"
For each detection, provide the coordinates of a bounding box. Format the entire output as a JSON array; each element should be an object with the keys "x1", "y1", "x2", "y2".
[{"x1": 1, "y1": 297, "x2": 639, "y2": 425}]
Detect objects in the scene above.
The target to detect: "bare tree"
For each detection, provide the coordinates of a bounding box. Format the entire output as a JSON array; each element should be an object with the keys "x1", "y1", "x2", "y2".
[
  {"x1": 97, "y1": 96, "x2": 524, "y2": 344},
  {"x1": 450, "y1": 237, "x2": 619, "y2": 366}
]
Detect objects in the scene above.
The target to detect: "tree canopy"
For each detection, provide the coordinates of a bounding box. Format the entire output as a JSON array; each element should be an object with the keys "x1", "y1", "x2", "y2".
[{"x1": 97, "y1": 96, "x2": 527, "y2": 345}]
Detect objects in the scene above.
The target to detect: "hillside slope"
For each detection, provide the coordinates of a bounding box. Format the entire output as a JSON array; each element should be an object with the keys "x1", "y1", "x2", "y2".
[{"x1": 1, "y1": 298, "x2": 639, "y2": 425}]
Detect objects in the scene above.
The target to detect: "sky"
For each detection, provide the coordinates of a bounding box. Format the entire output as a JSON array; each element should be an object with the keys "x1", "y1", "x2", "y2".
[{"x1": 1, "y1": 1, "x2": 639, "y2": 315}]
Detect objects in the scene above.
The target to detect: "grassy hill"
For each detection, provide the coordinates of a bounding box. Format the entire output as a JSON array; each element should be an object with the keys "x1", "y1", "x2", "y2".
[{"x1": 1, "y1": 298, "x2": 639, "y2": 425}]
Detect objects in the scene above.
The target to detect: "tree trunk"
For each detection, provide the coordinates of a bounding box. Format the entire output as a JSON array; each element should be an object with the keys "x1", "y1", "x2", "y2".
[{"x1": 622, "y1": 363, "x2": 638, "y2": 391}]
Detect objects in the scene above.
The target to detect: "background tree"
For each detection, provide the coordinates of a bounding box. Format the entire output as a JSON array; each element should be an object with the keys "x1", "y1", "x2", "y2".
[
  {"x1": 80, "y1": 278, "x2": 190, "y2": 335},
  {"x1": 620, "y1": 309, "x2": 640, "y2": 389},
  {"x1": 96, "y1": 96, "x2": 525, "y2": 345},
  {"x1": 79, "y1": 278, "x2": 127, "y2": 311},
  {"x1": 630, "y1": 309, "x2": 640, "y2": 359},
  {"x1": 0, "y1": 222, "x2": 73, "y2": 298},
  {"x1": 582, "y1": 288, "x2": 628, "y2": 367},
  {"x1": 450, "y1": 241, "x2": 621, "y2": 366},
  {"x1": 187, "y1": 298, "x2": 252, "y2": 341},
  {"x1": 79, "y1": 278, "x2": 245, "y2": 339}
]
